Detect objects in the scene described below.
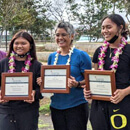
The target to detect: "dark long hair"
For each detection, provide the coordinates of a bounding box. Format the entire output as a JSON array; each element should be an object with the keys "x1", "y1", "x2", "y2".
[
  {"x1": 7, "y1": 30, "x2": 37, "y2": 61},
  {"x1": 102, "y1": 14, "x2": 128, "y2": 39}
]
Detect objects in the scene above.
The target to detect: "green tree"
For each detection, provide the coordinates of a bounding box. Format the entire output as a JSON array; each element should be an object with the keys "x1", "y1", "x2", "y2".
[
  {"x1": 67, "y1": 0, "x2": 108, "y2": 41},
  {"x1": 42, "y1": 0, "x2": 76, "y2": 22},
  {"x1": 0, "y1": 0, "x2": 38, "y2": 45},
  {"x1": 67, "y1": 0, "x2": 129, "y2": 41},
  {"x1": 0, "y1": 0, "x2": 24, "y2": 45},
  {"x1": 95, "y1": 0, "x2": 130, "y2": 22},
  {"x1": 9, "y1": 0, "x2": 41, "y2": 34},
  {"x1": 116, "y1": 0, "x2": 130, "y2": 22},
  {"x1": 28, "y1": 0, "x2": 56, "y2": 40},
  {"x1": 30, "y1": 17, "x2": 56, "y2": 41}
]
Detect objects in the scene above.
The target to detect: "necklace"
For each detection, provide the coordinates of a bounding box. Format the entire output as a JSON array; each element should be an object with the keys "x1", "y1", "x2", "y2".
[
  {"x1": 109, "y1": 48, "x2": 115, "y2": 58},
  {"x1": 98, "y1": 37, "x2": 127, "y2": 72},
  {"x1": 54, "y1": 45, "x2": 75, "y2": 65},
  {"x1": 8, "y1": 51, "x2": 32, "y2": 73}
]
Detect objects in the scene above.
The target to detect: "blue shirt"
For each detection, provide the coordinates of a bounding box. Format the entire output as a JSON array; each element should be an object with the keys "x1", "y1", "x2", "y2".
[{"x1": 48, "y1": 48, "x2": 91, "y2": 109}]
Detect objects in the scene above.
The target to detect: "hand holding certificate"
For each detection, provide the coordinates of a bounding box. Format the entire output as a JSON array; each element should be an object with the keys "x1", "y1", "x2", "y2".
[
  {"x1": 1, "y1": 72, "x2": 33, "y2": 100},
  {"x1": 40, "y1": 65, "x2": 70, "y2": 93},
  {"x1": 84, "y1": 70, "x2": 116, "y2": 101}
]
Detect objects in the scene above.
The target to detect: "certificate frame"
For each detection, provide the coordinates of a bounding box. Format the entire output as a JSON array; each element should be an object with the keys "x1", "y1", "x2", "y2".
[
  {"x1": 84, "y1": 70, "x2": 116, "y2": 101},
  {"x1": 1, "y1": 72, "x2": 33, "y2": 100},
  {"x1": 41, "y1": 65, "x2": 70, "y2": 93}
]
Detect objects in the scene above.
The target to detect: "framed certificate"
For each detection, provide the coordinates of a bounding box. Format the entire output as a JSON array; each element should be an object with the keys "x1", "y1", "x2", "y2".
[
  {"x1": 41, "y1": 65, "x2": 70, "y2": 93},
  {"x1": 1, "y1": 72, "x2": 33, "y2": 100},
  {"x1": 84, "y1": 70, "x2": 116, "y2": 101}
]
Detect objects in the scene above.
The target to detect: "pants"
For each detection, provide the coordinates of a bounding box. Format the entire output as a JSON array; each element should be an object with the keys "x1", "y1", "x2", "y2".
[
  {"x1": 0, "y1": 108, "x2": 39, "y2": 130},
  {"x1": 90, "y1": 98, "x2": 130, "y2": 130},
  {"x1": 50, "y1": 103, "x2": 89, "y2": 130}
]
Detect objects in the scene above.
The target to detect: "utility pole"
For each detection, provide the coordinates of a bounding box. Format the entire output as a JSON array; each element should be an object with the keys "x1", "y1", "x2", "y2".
[{"x1": 5, "y1": 29, "x2": 8, "y2": 51}]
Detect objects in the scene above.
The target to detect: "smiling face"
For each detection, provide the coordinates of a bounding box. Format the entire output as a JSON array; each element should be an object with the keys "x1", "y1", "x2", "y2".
[
  {"x1": 55, "y1": 28, "x2": 74, "y2": 49},
  {"x1": 101, "y1": 18, "x2": 120, "y2": 42},
  {"x1": 13, "y1": 37, "x2": 31, "y2": 55}
]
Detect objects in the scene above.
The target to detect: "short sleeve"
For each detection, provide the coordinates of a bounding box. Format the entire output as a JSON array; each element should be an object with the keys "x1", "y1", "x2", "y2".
[
  {"x1": 48, "y1": 53, "x2": 54, "y2": 65},
  {"x1": 48, "y1": 54, "x2": 51, "y2": 65},
  {"x1": 79, "y1": 51, "x2": 92, "y2": 73},
  {"x1": 92, "y1": 46, "x2": 101, "y2": 63}
]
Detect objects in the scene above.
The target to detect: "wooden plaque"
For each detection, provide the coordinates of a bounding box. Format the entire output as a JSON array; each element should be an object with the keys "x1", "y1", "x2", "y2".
[
  {"x1": 1, "y1": 72, "x2": 33, "y2": 100},
  {"x1": 41, "y1": 65, "x2": 70, "y2": 93},
  {"x1": 85, "y1": 70, "x2": 116, "y2": 101}
]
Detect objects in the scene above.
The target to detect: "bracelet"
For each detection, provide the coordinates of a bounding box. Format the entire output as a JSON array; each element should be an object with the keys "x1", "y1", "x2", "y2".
[{"x1": 77, "y1": 81, "x2": 81, "y2": 88}]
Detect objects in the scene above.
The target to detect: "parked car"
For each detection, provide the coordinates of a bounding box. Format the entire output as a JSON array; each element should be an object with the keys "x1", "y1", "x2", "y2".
[
  {"x1": 76, "y1": 35, "x2": 95, "y2": 43},
  {"x1": 76, "y1": 35, "x2": 103, "y2": 43},
  {"x1": 96, "y1": 38, "x2": 104, "y2": 42}
]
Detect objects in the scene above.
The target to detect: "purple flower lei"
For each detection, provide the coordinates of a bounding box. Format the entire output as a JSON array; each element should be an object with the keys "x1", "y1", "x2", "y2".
[
  {"x1": 98, "y1": 37, "x2": 127, "y2": 72},
  {"x1": 8, "y1": 51, "x2": 32, "y2": 73}
]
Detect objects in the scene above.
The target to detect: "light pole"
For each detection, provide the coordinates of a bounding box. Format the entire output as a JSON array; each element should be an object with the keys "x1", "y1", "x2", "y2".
[
  {"x1": 5, "y1": 29, "x2": 8, "y2": 51},
  {"x1": 0, "y1": 25, "x2": 2, "y2": 48}
]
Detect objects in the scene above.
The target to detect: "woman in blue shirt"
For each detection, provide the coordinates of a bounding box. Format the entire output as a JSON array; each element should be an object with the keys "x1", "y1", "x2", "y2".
[{"x1": 38, "y1": 21, "x2": 91, "y2": 130}]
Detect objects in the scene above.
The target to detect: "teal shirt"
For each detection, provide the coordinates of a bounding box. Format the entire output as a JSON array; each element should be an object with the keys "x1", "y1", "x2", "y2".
[{"x1": 48, "y1": 48, "x2": 92, "y2": 110}]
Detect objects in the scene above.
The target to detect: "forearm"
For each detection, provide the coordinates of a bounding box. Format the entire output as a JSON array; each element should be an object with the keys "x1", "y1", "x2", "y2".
[
  {"x1": 75, "y1": 79, "x2": 85, "y2": 88},
  {"x1": 79, "y1": 80, "x2": 85, "y2": 85},
  {"x1": 93, "y1": 63, "x2": 98, "y2": 70},
  {"x1": 124, "y1": 86, "x2": 130, "y2": 96},
  {"x1": 77, "y1": 72, "x2": 87, "y2": 87}
]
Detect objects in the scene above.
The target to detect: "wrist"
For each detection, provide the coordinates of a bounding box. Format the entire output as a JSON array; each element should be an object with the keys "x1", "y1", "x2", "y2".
[{"x1": 77, "y1": 81, "x2": 81, "y2": 88}]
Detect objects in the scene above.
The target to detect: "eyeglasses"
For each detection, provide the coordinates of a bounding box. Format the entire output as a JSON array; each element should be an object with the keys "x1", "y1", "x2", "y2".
[{"x1": 55, "y1": 33, "x2": 69, "y2": 37}]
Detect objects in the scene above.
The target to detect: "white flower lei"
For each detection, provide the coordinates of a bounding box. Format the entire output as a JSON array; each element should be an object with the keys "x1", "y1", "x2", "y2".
[{"x1": 54, "y1": 45, "x2": 75, "y2": 65}]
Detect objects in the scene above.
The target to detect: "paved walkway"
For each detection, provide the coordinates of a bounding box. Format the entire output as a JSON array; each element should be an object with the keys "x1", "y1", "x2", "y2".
[{"x1": 39, "y1": 114, "x2": 53, "y2": 130}]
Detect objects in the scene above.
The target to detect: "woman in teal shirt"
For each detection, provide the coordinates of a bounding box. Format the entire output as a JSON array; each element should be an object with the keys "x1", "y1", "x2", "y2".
[
  {"x1": 47, "y1": 22, "x2": 91, "y2": 130},
  {"x1": 37, "y1": 21, "x2": 91, "y2": 130}
]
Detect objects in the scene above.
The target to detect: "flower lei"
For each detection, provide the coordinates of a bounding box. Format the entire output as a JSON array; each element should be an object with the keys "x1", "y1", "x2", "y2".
[
  {"x1": 98, "y1": 37, "x2": 127, "y2": 72},
  {"x1": 8, "y1": 51, "x2": 32, "y2": 73},
  {"x1": 54, "y1": 45, "x2": 75, "y2": 65}
]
